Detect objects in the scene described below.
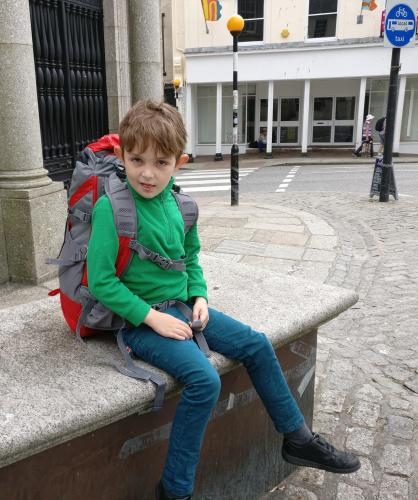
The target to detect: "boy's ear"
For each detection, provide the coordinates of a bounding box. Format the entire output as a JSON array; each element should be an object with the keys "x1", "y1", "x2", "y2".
[
  {"x1": 114, "y1": 145, "x2": 124, "y2": 161},
  {"x1": 175, "y1": 153, "x2": 189, "y2": 171}
]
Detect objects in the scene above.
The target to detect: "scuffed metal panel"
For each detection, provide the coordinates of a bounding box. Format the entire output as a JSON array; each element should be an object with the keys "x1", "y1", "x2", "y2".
[{"x1": 0, "y1": 330, "x2": 317, "y2": 500}]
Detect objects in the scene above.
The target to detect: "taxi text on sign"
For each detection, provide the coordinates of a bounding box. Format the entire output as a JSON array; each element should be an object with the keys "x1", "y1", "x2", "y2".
[{"x1": 384, "y1": 0, "x2": 417, "y2": 47}]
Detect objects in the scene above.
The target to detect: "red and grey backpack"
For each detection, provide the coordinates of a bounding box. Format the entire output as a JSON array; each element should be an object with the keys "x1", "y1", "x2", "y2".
[{"x1": 48, "y1": 134, "x2": 202, "y2": 410}]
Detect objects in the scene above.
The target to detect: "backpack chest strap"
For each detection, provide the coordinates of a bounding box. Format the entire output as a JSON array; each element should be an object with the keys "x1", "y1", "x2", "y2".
[{"x1": 128, "y1": 240, "x2": 186, "y2": 272}]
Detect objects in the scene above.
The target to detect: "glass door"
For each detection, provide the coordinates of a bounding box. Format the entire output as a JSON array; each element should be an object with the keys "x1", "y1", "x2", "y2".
[
  {"x1": 312, "y1": 97, "x2": 333, "y2": 143},
  {"x1": 279, "y1": 98, "x2": 300, "y2": 145},
  {"x1": 312, "y1": 96, "x2": 356, "y2": 144},
  {"x1": 334, "y1": 97, "x2": 355, "y2": 143},
  {"x1": 259, "y1": 98, "x2": 278, "y2": 143}
]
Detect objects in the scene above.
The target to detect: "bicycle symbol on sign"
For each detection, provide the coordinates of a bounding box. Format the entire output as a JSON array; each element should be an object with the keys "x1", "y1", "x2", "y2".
[{"x1": 395, "y1": 6, "x2": 408, "y2": 17}]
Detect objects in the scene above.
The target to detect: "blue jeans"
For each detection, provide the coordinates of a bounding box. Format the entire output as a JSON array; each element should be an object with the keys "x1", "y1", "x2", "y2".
[{"x1": 123, "y1": 305, "x2": 304, "y2": 497}]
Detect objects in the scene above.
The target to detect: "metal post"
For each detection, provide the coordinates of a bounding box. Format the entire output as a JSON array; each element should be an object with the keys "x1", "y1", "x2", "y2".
[
  {"x1": 231, "y1": 34, "x2": 239, "y2": 206},
  {"x1": 380, "y1": 48, "x2": 400, "y2": 202}
]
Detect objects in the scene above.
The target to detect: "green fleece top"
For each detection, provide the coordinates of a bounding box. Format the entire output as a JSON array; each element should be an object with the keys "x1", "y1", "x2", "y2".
[{"x1": 87, "y1": 177, "x2": 207, "y2": 326}]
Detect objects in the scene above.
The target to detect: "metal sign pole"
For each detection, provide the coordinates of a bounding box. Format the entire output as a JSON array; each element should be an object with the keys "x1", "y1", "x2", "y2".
[
  {"x1": 371, "y1": 0, "x2": 417, "y2": 202},
  {"x1": 380, "y1": 47, "x2": 400, "y2": 202}
]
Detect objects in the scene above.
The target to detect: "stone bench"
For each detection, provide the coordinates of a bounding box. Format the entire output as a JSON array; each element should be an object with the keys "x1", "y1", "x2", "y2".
[{"x1": 0, "y1": 255, "x2": 357, "y2": 499}]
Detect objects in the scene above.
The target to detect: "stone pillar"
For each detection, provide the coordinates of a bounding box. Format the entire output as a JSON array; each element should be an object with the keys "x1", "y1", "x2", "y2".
[
  {"x1": 265, "y1": 80, "x2": 274, "y2": 158},
  {"x1": 129, "y1": 0, "x2": 163, "y2": 103},
  {"x1": 301, "y1": 79, "x2": 311, "y2": 154},
  {"x1": 356, "y1": 77, "x2": 367, "y2": 149},
  {"x1": 185, "y1": 84, "x2": 195, "y2": 162},
  {"x1": 215, "y1": 83, "x2": 223, "y2": 161},
  {"x1": 0, "y1": 0, "x2": 66, "y2": 283},
  {"x1": 393, "y1": 75, "x2": 407, "y2": 155},
  {"x1": 103, "y1": 0, "x2": 132, "y2": 132}
]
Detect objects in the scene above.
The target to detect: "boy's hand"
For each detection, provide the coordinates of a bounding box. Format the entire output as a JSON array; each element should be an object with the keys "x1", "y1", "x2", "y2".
[
  {"x1": 144, "y1": 308, "x2": 193, "y2": 340},
  {"x1": 192, "y1": 297, "x2": 209, "y2": 330}
]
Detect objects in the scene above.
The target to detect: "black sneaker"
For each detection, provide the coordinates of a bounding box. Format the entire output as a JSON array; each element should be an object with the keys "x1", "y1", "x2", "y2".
[
  {"x1": 282, "y1": 433, "x2": 361, "y2": 474},
  {"x1": 155, "y1": 481, "x2": 192, "y2": 500}
]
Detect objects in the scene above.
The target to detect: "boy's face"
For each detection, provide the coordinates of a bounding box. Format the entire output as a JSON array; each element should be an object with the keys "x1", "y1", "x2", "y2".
[{"x1": 116, "y1": 144, "x2": 188, "y2": 199}]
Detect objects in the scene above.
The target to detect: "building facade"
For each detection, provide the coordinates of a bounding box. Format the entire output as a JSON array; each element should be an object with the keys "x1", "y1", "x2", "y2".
[{"x1": 168, "y1": 0, "x2": 418, "y2": 158}]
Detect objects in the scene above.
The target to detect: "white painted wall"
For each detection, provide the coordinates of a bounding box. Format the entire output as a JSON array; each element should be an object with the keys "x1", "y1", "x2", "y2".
[
  {"x1": 176, "y1": 0, "x2": 386, "y2": 50},
  {"x1": 338, "y1": 0, "x2": 386, "y2": 39},
  {"x1": 186, "y1": 45, "x2": 418, "y2": 83}
]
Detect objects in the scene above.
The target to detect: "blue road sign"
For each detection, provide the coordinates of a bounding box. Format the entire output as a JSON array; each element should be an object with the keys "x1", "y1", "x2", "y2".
[{"x1": 384, "y1": 1, "x2": 417, "y2": 47}]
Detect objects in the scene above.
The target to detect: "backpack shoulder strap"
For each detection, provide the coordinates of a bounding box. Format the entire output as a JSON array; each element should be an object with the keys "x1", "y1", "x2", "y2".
[
  {"x1": 172, "y1": 186, "x2": 199, "y2": 234},
  {"x1": 105, "y1": 172, "x2": 137, "y2": 238},
  {"x1": 105, "y1": 172, "x2": 137, "y2": 277}
]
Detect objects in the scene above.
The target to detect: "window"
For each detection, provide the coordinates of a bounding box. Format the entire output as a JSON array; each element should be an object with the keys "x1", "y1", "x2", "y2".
[
  {"x1": 197, "y1": 86, "x2": 216, "y2": 144},
  {"x1": 260, "y1": 99, "x2": 278, "y2": 122},
  {"x1": 222, "y1": 83, "x2": 256, "y2": 143},
  {"x1": 238, "y1": 0, "x2": 264, "y2": 42},
  {"x1": 401, "y1": 78, "x2": 418, "y2": 143},
  {"x1": 366, "y1": 79, "x2": 389, "y2": 143},
  {"x1": 308, "y1": 0, "x2": 338, "y2": 39}
]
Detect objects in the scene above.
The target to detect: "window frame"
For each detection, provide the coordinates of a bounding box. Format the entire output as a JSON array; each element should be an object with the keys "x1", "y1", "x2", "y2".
[
  {"x1": 236, "y1": 0, "x2": 265, "y2": 44},
  {"x1": 306, "y1": 0, "x2": 339, "y2": 41}
]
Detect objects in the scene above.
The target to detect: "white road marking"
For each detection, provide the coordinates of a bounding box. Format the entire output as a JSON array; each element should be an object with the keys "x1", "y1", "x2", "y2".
[
  {"x1": 175, "y1": 173, "x2": 252, "y2": 180},
  {"x1": 179, "y1": 168, "x2": 257, "y2": 175},
  {"x1": 176, "y1": 176, "x2": 250, "y2": 186},
  {"x1": 182, "y1": 185, "x2": 231, "y2": 193},
  {"x1": 276, "y1": 166, "x2": 300, "y2": 192},
  {"x1": 175, "y1": 167, "x2": 259, "y2": 193}
]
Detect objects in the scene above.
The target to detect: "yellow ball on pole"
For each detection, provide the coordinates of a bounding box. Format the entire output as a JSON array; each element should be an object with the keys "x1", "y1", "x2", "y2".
[
  {"x1": 227, "y1": 14, "x2": 245, "y2": 34},
  {"x1": 172, "y1": 78, "x2": 181, "y2": 89}
]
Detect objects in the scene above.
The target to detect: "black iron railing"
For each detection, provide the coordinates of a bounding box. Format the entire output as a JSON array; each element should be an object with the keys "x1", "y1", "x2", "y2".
[{"x1": 29, "y1": 0, "x2": 108, "y2": 187}]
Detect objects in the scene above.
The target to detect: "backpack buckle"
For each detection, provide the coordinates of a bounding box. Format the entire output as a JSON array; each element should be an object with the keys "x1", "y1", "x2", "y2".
[{"x1": 157, "y1": 256, "x2": 172, "y2": 270}]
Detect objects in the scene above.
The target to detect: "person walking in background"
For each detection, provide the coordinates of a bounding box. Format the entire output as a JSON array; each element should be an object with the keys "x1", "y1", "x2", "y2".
[
  {"x1": 353, "y1": 114, "x2": 374, "y2": 157},
  {"x1": 375, "y1": 116, "x2": 386, "y2": 156}
]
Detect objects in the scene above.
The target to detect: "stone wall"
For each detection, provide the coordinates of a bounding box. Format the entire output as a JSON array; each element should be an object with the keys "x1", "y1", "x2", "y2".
[{"x1": 103, "y1": 0, "x2": 132, "y2": 133}]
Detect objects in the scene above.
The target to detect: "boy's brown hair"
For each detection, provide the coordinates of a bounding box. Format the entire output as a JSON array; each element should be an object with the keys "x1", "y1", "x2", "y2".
[{"x1": 119, "y1": 100, "x2": 187, "y2": 158}]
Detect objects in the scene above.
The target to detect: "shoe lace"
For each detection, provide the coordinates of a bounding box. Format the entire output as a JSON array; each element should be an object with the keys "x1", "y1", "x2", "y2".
[{"x1": 312, "y1": 433, "x2": 337, "y2": 455}]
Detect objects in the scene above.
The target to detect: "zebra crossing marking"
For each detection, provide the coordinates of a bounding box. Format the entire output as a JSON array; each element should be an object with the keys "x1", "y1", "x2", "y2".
[
  {"x1": 275, "y1": 166, "x2": 301, "y2": 193},
  {"x1": 175, "y1": 167, "x2": 258, "y2": 193}
]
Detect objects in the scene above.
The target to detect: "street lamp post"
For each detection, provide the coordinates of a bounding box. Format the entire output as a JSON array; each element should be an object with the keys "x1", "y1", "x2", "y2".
[
  {"x1": 172, "y1": 78, "x2": 181, "y2": 110},
  {"x1": 227, "y1": 15, "x2": 244, "y2": 206}
]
